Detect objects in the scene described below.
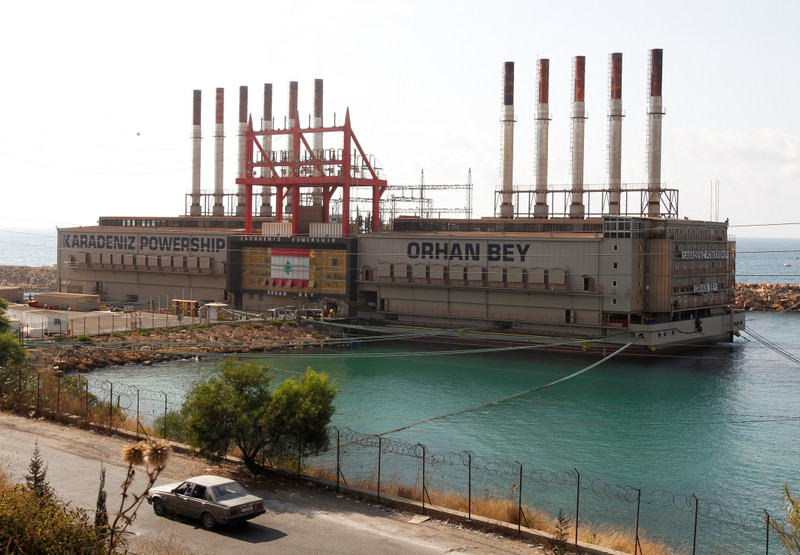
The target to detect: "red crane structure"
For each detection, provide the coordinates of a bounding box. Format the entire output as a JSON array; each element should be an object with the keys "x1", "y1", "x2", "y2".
[{"x1": 236, "y1": 108, "x2": 387, "y2": 237}]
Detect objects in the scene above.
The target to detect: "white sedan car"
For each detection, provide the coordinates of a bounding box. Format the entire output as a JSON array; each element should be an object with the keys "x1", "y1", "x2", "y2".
[{"x1": 147, "y1": 475, "x2": 266, "y2": 529}]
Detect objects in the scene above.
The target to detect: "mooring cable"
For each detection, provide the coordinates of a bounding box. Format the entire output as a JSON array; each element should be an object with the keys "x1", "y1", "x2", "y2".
[{"x1": 334, "y1": 334, "x2": 642, "y2": 447}]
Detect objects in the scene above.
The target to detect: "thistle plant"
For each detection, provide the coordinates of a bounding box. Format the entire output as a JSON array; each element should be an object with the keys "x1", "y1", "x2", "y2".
[
  {"x1": 771, "y1": 485, "x2": 800, "y2": 554},
  {"x1": 107, "y1": 439, "x2": 170, "y2": 553}
]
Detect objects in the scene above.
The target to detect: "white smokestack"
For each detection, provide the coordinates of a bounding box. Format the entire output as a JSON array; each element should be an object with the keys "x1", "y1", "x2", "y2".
[
  {"x1": 312, "y1": 78, "x2": 323, "y2": 206},
  {"x1": 236, "y1": 86, "x2": 248, "y2": 216},
  {"x1": 647, "y1": 48, "x2": 665, "y2": 218},
  {"x1": 499, "y1": 62, "x2": 515, "y2": 219},
  {"x1": 534, "y1": 58, "x2": 550, "y2": 219},
  {"x1": 190, "y1": 90, "x2": 201, "y2": 216},
  {"x1": 607, "y1": 53, "x2": 623, "y2": 215},
  {"x1": 569, "y1": 56, "x2": 587, "y2": 219},
  {"x1": 213, "y1": 88, "x2": 224, "y2": 217},
  {"x1": 285, "y1": 81, "x2": 298, "y2": 215},
  {"x1": 260, "y1": 83, "x2": 273, "y2": 217}
]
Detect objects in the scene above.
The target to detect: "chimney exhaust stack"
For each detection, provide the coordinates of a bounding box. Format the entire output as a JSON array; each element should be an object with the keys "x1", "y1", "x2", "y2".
[
  {"x1": 236, "y1": 86, "x2": 248, "y2": 216},
  {"x1": 190, "y1": 90, "x2": 202, "y2": 216},
  {"x1": 534, "y1": 58, "x2": 550, "y2": 219},
  {"x1": 260, "y1": 84, "x2": 273, "y2": 216},
  {"x1": 569, "y1": 56, "x2": 587, "y2": 219},
  {"x1": 213, "y1": 88, "x2": 225, "y2": 217},
  {"x1": 646, "y1": 48, "x2": 665, "y2": 218},
  {"x1": 607, "y1": 53, "x2": 624, "y2": 215},
  {"x1": 312, "y1": 78, "x2": 324, "y2": 205},
  {"x1": 499, "y1": 62, "x2": 515, "y2": 219},
  {"x1": 285, "y1": 81, "x2": 298, "y2": 215}
]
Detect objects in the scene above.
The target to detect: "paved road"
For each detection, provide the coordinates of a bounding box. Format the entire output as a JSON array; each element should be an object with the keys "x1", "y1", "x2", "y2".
[{"x1": 0, "y1": 413, "x2": 541, "y2": 554}]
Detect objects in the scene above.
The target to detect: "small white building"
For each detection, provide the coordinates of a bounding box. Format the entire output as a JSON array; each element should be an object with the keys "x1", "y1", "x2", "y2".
[{"x1": 5, "y1": 305, "x2": 68, "y2": 338}]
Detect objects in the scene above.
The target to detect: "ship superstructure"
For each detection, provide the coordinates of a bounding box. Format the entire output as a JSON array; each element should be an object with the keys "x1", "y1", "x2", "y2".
[{"x1": 56, "y1": 49, "x2": 745, "y2": 351}]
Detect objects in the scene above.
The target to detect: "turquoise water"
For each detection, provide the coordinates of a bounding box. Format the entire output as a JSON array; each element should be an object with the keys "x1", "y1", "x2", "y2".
[
  {"x1": 6, "y1": 228, "x2": 798, "y2": 550},
  {"x1": 81, "y1": 311, "x2": 800, "y2": 552}
]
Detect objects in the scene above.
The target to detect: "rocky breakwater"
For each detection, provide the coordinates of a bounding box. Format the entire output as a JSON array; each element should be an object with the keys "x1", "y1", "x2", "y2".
[
  {"x1": 0, "y1": 265, "x2": 58, "y2": 291},
  {"x1": 735, "y1": 283, "x2": 800, "y2": 311},
  {"x1": 26, "y1": 322, "x2": 330, "y2": 374}
]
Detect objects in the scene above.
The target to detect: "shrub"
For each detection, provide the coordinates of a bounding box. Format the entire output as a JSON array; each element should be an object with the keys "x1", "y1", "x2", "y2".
[
  {"x1": 771, "y1": 485, "x2": 800, "y2": 553},
  {"x1": 0, "y1": 468, "x2": 103, "y2": 553},
  {"x1": 76, "y1": 334, "x2": 93, "y2": 342}
]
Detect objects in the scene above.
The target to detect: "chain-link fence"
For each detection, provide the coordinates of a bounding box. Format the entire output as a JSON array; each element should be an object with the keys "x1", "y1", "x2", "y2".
[
  {"x1": 311, "y1": 427, "x2": 776, "y2": 554},
  {"x1": 17, "y1": 311, "x2": 203, "y2": 340},
  {"x1": 0, "y1": 372, "x2": 787, "y2": 554}
]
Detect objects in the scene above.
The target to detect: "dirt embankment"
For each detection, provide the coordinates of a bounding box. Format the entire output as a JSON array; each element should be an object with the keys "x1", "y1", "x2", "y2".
[
  {"x1": 25, "y1": 323, "x2": 330, "y2": 374},
  {"x1": 0, "y1": 265, "x2": 58, "y2": 291}
]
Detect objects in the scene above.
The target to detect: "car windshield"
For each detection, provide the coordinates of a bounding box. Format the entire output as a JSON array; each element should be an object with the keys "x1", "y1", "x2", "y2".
[{"x1": 210, "y1": 481, "x2": 248, "y2": 501}]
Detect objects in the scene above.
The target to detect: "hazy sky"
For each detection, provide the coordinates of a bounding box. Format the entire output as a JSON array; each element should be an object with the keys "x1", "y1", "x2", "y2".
[{"x1": 1, "y1": 0, "x2": 798, "y2": 238}]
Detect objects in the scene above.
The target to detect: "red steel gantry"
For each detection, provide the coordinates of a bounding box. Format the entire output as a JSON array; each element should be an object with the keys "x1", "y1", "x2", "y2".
[{"x1": 236, "y1": 108, "x2": 387, "y2": 236}]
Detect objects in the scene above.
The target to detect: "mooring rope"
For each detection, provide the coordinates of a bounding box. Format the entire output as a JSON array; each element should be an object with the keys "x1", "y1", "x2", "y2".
[{"x1": 334, "y1": 334, "x2": 642, "y2": 447}]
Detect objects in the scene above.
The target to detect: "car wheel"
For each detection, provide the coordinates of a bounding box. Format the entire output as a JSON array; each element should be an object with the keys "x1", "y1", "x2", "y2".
[
  {"x1": 200, "y1": 512, "x2": 216, "y2": 530},
  {"x1": 152, "y1": 498, "x2": 166, "y2": 517}
]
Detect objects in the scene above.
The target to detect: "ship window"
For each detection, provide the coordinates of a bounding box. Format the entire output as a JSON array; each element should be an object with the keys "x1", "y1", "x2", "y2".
[
  {"x1": 612, "y1": 280, "x2": 617, "y2": 287},
  {"x1": 612, "y1": 262, "x2": 618, "y2": 270},
  {"x1": 612, "y1": 298, "x2": 617, "y2": 305},
  {"x1": 613, "y1": 244, "x2": 619, "y2": 251}
]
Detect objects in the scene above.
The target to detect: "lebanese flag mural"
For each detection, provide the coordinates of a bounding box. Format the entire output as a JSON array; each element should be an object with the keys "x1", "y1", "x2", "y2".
[{"x1": 269, "y1": 248, "x2": 310, "y2": 287}]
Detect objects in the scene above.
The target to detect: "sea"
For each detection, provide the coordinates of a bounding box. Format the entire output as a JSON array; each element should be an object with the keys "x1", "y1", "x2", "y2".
[{"x1": 2, "y1": 229, "x2": 800, "y2": 552}]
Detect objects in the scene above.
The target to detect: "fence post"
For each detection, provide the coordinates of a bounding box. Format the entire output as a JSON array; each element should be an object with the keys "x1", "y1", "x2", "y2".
[
  {"x1": 416, "y1": 443, "x2": 426, "y2": 511},
  {"x1": 134, "y1": 386, "x2": 140, "y2": 437},
  {"x1": 36, "y1": 373, "x2": 40, "y2": 412},
  {"x1": 466, "y1": 451, "x2": 472, "y2": 521},
  {"x1": 634, "y1": 488, "x2": 642, "y2": 555},
  {"x1": 57, "y1": 374, "x2": 61, "y2": 416},
  {"x1": 335, "y1": 428, "x2": 340, "y2": 493},
  {"x1": 109, "y1": 382, "x2": 113, "y2": 429},
  {"x1": 692, "y1": 493, "x2": 698, "y2": 555},
  {"x1": 764, "y1": 509, "x2": 770, "y2": 555},
  {"x1": 84, "y1": 377, "x2": 89, "y2": 418},
  {"x1": 162, "y1": 391, "x2": 167, "y2": 439},
  {"x1": 575, "y1": 468, "x2": 580, "y2": 547},
  {"x1": 517, "y1": 461, "x2": 523, "y2": 535},
  {"x1": 377, "y1": 436, "x2": 382, "y2": 502},
  {"x1": 97, "y1": 315, "x2": 100, "y2": 335},
  {"x1": 17, "y1": 367, "x2": 22, "y2": 408}
]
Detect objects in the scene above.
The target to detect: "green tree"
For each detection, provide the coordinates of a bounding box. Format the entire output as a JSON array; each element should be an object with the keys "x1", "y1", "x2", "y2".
[
  {"x1": 94, "y1": 463, "x2": 108, "y2": 532},
  {"x1": 267, "y1": 368, "x2": 337, "y2": 460},
  {"x1": 771, "y1": 485, "x2": 800, "y2": 553},
  {"x1": 0, "y1": 298, "x2": 9, "y2": 333},
  {"x1": 181, "y1": 359, "x2": 336, "y2": 472},
  {"x1": 182, "y1": 358, "x2": 274, "y2": 470},
  {"x1": 0, "y1": 298, "x2": 25, "y2": 371},
  {"x1": 25, "y1": 441, "x2": 53, "y2": 500}
]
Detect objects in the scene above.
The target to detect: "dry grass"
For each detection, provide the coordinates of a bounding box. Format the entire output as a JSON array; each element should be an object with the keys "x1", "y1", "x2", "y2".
[{"x1": 303, "y1": 464, "x2": 678, "y2": 554}]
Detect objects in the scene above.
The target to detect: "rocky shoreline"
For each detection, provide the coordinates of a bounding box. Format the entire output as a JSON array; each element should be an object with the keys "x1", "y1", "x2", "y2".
[
  {"x1": 0, "y1": 265, "x2": 58, "y2": 291},
  {"x1": 24, "y1": 323, "x2": 331, "y2": 374}
]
